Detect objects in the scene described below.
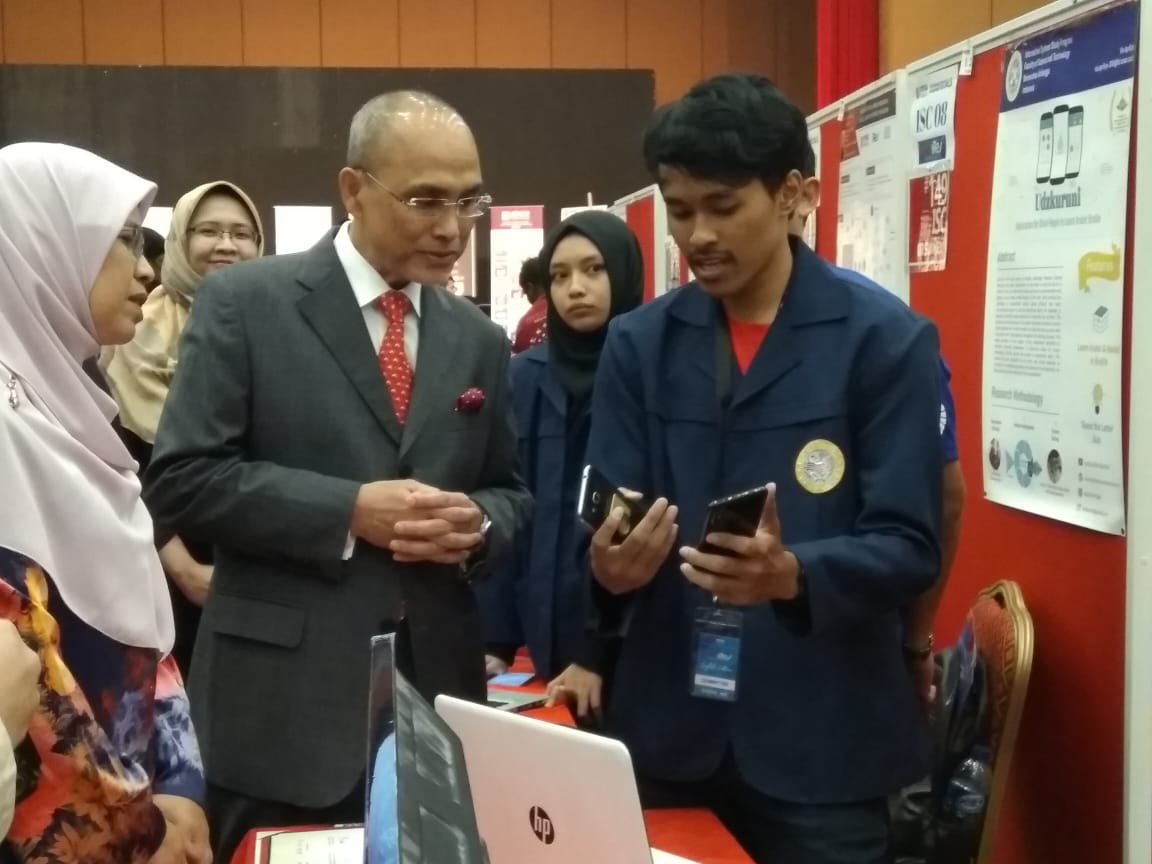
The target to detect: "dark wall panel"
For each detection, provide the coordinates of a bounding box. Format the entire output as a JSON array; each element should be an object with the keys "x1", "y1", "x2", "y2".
[{"x1": 0, "y1": 65, "x2": 655, "y2": 300}]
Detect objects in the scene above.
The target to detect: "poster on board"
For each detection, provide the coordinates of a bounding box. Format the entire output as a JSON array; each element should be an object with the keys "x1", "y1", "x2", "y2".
[
  {"x1": 837, "y1": 81, "x2": 910, "y2": 301},
  {"x1": 448, "y1": 233, "x2": 476, "y2": 298},
  {"x1": 273, "y1": 206, "x2": 333, "y2": 254},
  {"x1": 908, "y1": 170, "x2": 950, "y2": 273},
  {"x1": 489, "y1": 205, "x2": 545, "y2": 337},
  {"x1": 664, "y1": 235, "x2": 684, "y2": 293},
  {"x1": 981, "y1": 2, "x2": 1136, "y2": 535},
  {"x1": 909, "y1": 63, "x2": 959, "y2": 171},
  {"x1": 803, "y1": 125, "x2": 820, "y2": 250},
  {"x1": 143, "y1": 206, "x2": 173, "y2": 240}
]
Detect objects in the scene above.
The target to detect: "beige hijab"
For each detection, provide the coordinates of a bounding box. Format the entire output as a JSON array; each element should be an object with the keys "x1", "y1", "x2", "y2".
[{"x1": 105, "y1": 181, "x2": 263, "y2": 442}]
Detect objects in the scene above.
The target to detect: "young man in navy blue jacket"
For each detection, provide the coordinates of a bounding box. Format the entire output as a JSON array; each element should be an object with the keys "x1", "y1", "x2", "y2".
[{"x1": 584, "y1": 74, "x2": 944, "y2": 864}]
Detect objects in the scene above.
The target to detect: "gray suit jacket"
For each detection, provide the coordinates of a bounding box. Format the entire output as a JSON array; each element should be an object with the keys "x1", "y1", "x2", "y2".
[{"x1": 144, "y1": 233, "x2": 532, "y2": 808}]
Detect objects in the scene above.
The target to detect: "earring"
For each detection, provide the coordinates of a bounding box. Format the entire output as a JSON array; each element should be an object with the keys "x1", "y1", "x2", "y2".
[{"x1": 6, "y1": 374, "x2": 18, "y2": 410}]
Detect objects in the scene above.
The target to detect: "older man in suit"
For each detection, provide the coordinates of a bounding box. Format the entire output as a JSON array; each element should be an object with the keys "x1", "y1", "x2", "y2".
[{"x1": 144, "y1": 91, "x2": 532, "y2": 862}]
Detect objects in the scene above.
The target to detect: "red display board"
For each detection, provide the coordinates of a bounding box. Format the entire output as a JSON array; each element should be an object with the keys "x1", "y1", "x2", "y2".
[{"x1": 811, "y1": 46, "x2": 1130, "y2": 864}]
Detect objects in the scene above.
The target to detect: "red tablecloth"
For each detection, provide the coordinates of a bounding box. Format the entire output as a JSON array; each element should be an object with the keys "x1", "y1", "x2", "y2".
[
  {"x1": 230, "y1": 656, "x2": 752, "y2": 863},
  {"x1": 230, "y1": 808, "x2": 750, "y2": 864}
]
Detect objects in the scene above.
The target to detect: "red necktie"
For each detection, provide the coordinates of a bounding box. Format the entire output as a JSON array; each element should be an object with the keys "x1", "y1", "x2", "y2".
[{"x1": 378, "y1": 291, "x2": 413, "y2": 424}]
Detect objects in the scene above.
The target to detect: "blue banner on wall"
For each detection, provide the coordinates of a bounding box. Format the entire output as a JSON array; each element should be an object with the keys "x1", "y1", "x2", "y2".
[{"x1": 1001, "y1": 2, "x2": 1139, "y2": 112}]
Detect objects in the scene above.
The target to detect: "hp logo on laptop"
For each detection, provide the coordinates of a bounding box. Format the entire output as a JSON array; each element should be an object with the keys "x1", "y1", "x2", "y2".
[{"x1": 529, "y1": 805, "x2": 555, "y2": 845}]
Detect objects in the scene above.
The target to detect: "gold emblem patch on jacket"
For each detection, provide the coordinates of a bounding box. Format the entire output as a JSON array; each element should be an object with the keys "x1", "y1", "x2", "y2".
[{"x1": 795, "y1": 439, "x2": 845, "y2": 494}]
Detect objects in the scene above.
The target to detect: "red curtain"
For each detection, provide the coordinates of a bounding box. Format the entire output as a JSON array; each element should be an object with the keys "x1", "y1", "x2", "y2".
[{"x1": 816, "y1": 0, "x2": 880, "y2": 108}]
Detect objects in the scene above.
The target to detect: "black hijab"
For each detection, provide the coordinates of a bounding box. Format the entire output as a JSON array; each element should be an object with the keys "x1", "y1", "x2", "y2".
[{"x1": 541, "y1": 211, "x2": 645, "y2": 418}]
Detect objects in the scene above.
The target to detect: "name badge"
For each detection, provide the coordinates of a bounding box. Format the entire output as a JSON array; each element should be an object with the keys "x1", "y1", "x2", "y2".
[{"x1": 690, "y1": 606, "x2": 743, "y2": 702}]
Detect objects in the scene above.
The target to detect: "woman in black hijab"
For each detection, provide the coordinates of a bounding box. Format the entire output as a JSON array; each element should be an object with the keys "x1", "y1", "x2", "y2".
[{"x1": 477, "y1": 211, "x2": 644, "y2": 720}]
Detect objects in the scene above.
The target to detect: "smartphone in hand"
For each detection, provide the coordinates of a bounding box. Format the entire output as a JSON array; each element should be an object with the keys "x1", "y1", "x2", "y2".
[
  {"x1": 577, "y1": 465, "x2": 649, "y2": 539},
  {"x1": 699, "y1": 484, "x2": 770, "y2": 555}
]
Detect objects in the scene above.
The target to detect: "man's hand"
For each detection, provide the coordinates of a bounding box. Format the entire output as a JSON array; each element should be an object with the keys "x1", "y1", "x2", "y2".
[
  {"x1": 0, "y1": 620, "x2": 40, "y2": 745},
  {"x1": 679, "y1": 484, "x2": 800, "y2": 605},
  {"x1": 908, "y1": 652, "x2": 937, "y2": 710},
  {"x1": 151, "y1": 794, "x2": 211, "y2": 864},
  {"x1": 545, "y1": 664, "x2": 603, "y2": 720},
  {"x1": 485, "y1": 654, "x2": 509, "y2": 678},
  {"x1": 390, "y1": 490, "x2": 485, "y2": 565},
  {"x1": 589, "y1": 494, "x2": 679, "y2": 595},
  {"x1": 158, "y1": 538, "x2": 213, "y2": 607},
  {"x1": 350, "y1": 479, "x2": 437, "y2": 549},
  {"x1": 173, "y1": 563, "x2": 213, "y2": 608},
  {"x1": 147, "y1": 832, "x2": 184, "y2": 864}
]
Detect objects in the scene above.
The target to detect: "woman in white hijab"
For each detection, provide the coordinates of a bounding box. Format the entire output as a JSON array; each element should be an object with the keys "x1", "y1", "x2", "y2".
[{"x1": 0, "y1": 143, "x2": 209, "y2": 864}]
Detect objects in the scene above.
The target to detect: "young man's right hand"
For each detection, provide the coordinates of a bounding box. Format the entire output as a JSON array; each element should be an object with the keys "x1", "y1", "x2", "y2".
[{"x1": 589, "y1": 493, "x2": 679, "y2": 595}]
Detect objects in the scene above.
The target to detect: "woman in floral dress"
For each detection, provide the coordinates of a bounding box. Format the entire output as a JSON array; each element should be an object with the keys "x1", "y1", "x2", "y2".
[{"x1": 0, "y1": 142, "x2": 208, "y2": 864}]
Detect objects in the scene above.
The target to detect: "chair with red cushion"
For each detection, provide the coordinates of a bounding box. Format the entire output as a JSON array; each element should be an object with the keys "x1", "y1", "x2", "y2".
[{"x1": 968, "y1": 580, "x2": 1034, "y2": 864}]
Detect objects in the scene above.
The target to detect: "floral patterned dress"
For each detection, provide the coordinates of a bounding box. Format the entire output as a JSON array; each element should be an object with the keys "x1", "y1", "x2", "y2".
[{"x1": 0, "y1": 547, "x2": 204, "y2": 864}]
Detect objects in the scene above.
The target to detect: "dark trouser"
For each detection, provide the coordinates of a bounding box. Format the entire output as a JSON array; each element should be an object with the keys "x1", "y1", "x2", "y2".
[
  {"x1": 638, "y1": 752, "x2": 893, "y2": 864},
  {"x1": 206, "y1": 780, "x2": 365, "y2": 864}
]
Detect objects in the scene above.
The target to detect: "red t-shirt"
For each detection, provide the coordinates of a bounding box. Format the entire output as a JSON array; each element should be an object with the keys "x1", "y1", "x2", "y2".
[
  {"x1": 727, "y1": 318, "x2": 771, "y2": 373},
  {"x1": 513, "y1": 296, "x2": 548, "y2": 353}
]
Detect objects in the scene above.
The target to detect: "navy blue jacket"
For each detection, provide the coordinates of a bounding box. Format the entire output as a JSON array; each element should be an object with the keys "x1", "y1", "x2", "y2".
[
  {"x1": 830, "y1": 264, "x2": 959, "y2": 462},
  {"x1": 585, "y1": 242, "x2": 943, "y2": 802},
  {"x1": 474, "y1": 345, "x2": 593, "y2": 679}
]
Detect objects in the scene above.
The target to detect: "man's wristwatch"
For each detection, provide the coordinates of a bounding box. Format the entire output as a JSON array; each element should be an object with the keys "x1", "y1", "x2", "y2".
[
  {"x1": 902, "y1": 633, "x2": 935, "y2": 662},
  {"x1": 459, "y1": 512, "x2": 492, "y2": 582}
]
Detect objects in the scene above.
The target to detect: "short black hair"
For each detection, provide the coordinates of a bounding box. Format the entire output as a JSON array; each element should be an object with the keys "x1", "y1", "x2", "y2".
[
  {"x1": 642, "y1": 73, "x2": 808, "y2": 189},
  {"x1": 519, "y1": 256, "x2": 543, "y2": 291},
  {"x1": 142, "y1": 226, "x2": 165, "y2": 259},
  {"x1": 800, "y1": 136, "x2": 817, "y2": 179}
]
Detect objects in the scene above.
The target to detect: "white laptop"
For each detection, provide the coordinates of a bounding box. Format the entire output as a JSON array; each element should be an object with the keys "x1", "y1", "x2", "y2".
[{"x1": 434, "y1": 694, "x2": 698, "y2": 864}]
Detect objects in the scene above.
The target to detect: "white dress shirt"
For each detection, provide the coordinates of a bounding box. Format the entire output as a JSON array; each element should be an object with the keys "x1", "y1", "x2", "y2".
[
  {"x1": 333, "y1": 221, "x2": 422, "y2": 366},
  {"x1": 333, "y1": 222, "x2": 425, "y2": 559}
]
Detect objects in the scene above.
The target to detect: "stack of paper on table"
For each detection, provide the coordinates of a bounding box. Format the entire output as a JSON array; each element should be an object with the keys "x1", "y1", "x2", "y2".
[{"x1": 257, "y1": 826, "x2": 363, "y2": 864}]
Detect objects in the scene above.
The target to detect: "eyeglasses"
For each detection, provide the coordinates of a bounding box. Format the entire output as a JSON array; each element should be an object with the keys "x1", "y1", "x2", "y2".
[
  {"x1": 117, "y1": 225, "x2": 146, "y2": 257},
  {"x1": 361, "y1": 170, "x2": 493, "y2": 220},
  {"x1": 188, "y1": 224, "x2": 260, "y2": 245}
]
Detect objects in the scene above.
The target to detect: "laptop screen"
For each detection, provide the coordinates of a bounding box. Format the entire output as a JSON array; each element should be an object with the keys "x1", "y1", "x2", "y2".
[{"x1": 365, "y1": 633, "x2": 489, "y2": 864}]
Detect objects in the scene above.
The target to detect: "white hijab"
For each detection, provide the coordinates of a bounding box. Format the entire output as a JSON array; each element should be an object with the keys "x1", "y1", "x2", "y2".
[{"x1": 0, "y1": 142, "x2": 174, "y2": 652}]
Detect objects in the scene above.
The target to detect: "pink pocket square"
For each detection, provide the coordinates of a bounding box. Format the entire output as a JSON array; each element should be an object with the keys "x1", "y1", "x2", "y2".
[{"x1": 456, "y1": 387, "x2": 486, "y2": 413}]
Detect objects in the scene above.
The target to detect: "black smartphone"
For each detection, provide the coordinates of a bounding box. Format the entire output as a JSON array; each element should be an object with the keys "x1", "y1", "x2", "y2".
[
  {"x1": 699, "y1": 485, "x2": 770, "y2": 555},
  {"x1": 577, "y1": 465, "x2": 647, "y2": 538}
]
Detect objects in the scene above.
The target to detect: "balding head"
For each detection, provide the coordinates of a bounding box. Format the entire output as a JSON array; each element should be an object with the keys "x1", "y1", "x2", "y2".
[
  {"x1": 347, "y1": 90, "x2": 469, "y2": 168},
  {"x1": 338, "y1": 90, "x2": 484, "y2": 290}
]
